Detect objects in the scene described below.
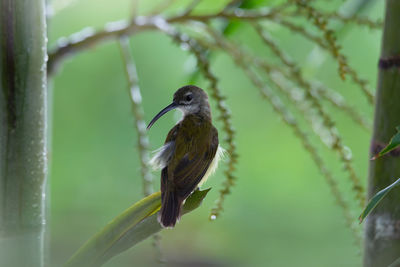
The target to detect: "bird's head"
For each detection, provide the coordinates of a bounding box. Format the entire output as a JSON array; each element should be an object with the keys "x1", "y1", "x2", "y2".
[
  {"x1": 173, "y1": 85, "x2": 210, "y2": 115},
  {"x1": 147, "y1": 85, "x2": 210, "y2": 129}
]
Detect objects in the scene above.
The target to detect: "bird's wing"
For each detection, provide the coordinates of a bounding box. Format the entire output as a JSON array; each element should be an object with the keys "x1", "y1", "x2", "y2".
[
  {"x1": 165, "y1": 124, "x2": 180, "y2": 143},
  {"x1": 168, "y1": 126, "x2": 219, "y2": 200}
]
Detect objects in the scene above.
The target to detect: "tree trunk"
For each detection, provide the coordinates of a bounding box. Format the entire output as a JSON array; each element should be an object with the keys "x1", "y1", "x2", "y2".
[
  {"x1": 0, "y1": 0, "x2": 48, "y2": 266},
  {"x1": 364, "y1": 0, "x2": 400, "y2": 266}
]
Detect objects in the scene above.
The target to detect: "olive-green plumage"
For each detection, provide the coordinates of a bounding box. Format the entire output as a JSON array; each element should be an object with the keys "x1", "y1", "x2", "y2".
[{"x1": 147, "y1": 85, "x2": 219, "y2": 228}]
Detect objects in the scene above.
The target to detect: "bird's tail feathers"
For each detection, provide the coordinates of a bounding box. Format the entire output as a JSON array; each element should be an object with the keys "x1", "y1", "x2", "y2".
[{"x1": 158, "y1": 187, "x2": 182, "y2": 228}]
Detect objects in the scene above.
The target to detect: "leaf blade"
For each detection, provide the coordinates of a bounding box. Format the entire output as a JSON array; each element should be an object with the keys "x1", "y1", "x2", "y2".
[
  {"x1": 64, "y1": 188, "x2": 211, "y2": 267},
  {"x1": 372, "y1": 126, "x2": 400, "y2": 159},
  {"x1": 359, "y1": 178, "x2": 400, "y2": 223},
  {"x1": 388, "y1": 256, "x2": 400, "y2": 267}
]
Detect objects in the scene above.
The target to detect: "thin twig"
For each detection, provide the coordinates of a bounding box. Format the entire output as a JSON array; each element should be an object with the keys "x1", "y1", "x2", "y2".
[
  {"x1": 251, "y1": 22, "x2": 371, "y2": 131},
  {"x1": 274, "y1": 18, "x2": 374, "y2": 104},
  {"x1": 152, "y1": 232, "x2": 165, "y2": 265},
  {"x1": 118, "y1": 36, "x2": 164, "y2": 263},
  {"x1": 118, "y1": 37, "x2": 153, "y2": 196},
  {"x1": 287, "y1": 9, "x2": 383, "y2": 30},
  {"x1": 292, "y1": 0, "x2": 348, "y2": 80},
  {"x1": 212, "y1": 37, "x2": 361, "y2": 244},
  {"x1": 252, "y1": 25, "x2": 365, "y2": 207},
  {"x1": 311, "y1": 82, "x2": 371, "y2": 130},
  {"x1": 205, "y1": 25, "x2": 365, "y2": 208},
  {"x1": 318, "y1": 11, "x2": 383, "y2": 29}
]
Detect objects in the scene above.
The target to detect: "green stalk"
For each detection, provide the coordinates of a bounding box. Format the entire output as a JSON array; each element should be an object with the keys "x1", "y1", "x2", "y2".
[
  {"x1": 364, "y1": 0, "x2": 400, "y2": 266},
  {"x1": 0, "y1": 0, "x2": 48, "y2": 266}
]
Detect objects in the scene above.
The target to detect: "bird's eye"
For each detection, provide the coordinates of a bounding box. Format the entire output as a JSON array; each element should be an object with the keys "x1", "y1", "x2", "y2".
[{"x1": 185, "y1": 94, "x2": 193, "y2": 102}]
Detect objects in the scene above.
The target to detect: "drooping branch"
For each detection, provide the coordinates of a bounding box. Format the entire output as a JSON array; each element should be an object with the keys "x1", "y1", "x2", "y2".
[
  {"x1": 204, "y1": 25, "x2": 365, "y2": 208},
  {"x1": 323, "y1": 11, "x2": 383, "y2": 29},
  {"x1": 253, "y1": 25, "x2": 366, "y2": 207},
  {"x1": 273, "y1": 18, "x2": 374, "y2": 104},
  {"x1": 251, "y1": 23, "x2": 371, "y2": 130},
  {"x1": 289, "y1": 9, "x2": 383, "y2": 29},
  {"x1": 311, "y1": 82, "x2": 371, "y2": 131},
  {"x1": 47, "y1": 8, "x2": 286, "y2": 75},
  {"x1": 212, "y1": 36, "x2": 361, "y2": 243},
  {"x1": 292, "y1": 0, "x2": 348, "y2": 80}
]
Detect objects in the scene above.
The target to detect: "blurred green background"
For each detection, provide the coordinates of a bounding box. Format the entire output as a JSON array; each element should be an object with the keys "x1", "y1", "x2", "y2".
[{"x1": 48, "y1": 0, "x2": 383, "y2": 266}]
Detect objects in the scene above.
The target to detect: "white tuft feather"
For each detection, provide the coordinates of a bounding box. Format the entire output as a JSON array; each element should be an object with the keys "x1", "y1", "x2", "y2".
[
  {"x1": 198, "y1": 146, "x2": 226, "y2": 187},
  {"x1": 149, "y1": 142, "x2": 175, "y2": 170}
]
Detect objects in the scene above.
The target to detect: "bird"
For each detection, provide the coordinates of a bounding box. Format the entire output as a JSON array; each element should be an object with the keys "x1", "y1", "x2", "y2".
[{"x1": 147, "y1": 85, "x2": 224, "y2": 228}]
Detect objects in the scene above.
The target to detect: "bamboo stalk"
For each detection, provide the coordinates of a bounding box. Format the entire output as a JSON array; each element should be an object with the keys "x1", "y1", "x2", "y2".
[
  {"x1": 364, "y1": 0, "x2": 400, "y2": 266},
  {"x1": 0, "y1": 0, "x2": 48, "y2": 266}
]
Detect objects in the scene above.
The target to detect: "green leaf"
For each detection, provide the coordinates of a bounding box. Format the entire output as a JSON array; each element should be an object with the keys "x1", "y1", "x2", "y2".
[
  {"x1": 359, "y1": 178, "x2": 400, "y2": 223},
  {"x1": 372, "y1": 126, "x2": 400, "y2": 160},
  {"x1": 64, "y1": 188, "x2": 211, "y2": 267},
  {"x1": 388, "y1": 256, "x2": 400, "y2": 267}
]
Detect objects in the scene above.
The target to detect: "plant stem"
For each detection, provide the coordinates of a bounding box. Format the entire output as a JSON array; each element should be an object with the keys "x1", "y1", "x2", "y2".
[
  {"x1": 0, "y1": 0, "x2": 48, "y2": 266},
  {"x1": 118, "y1": 37, "x2": 153, "y2": 197},
  {"x1": 364, "y1": 0, "x2": 400, "y2": 266}
]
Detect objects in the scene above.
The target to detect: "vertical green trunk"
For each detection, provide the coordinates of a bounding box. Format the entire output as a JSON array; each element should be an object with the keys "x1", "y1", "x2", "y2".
[
  {"x1": 364, "y1": 0, "x2": 400, "y2": 266},
  {"x1": 0, "y1": 0, "x2": 48, "y2": 266}
]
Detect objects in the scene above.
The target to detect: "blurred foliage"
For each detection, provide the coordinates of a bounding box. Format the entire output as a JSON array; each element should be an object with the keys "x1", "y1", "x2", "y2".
[{"x1": 47, "y1": 0, "x2": 382, "y2": 266}]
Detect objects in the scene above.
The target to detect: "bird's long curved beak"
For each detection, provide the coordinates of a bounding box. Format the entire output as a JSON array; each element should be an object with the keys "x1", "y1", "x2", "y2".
[{"x1": 147, "y1": 102, "x2": 178, "y2": 130}]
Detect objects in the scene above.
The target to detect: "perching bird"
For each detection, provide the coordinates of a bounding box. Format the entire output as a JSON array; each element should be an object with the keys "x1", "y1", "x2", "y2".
[{"x1": 147, "y1": 85, "x2": 223, "y2": 228}]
